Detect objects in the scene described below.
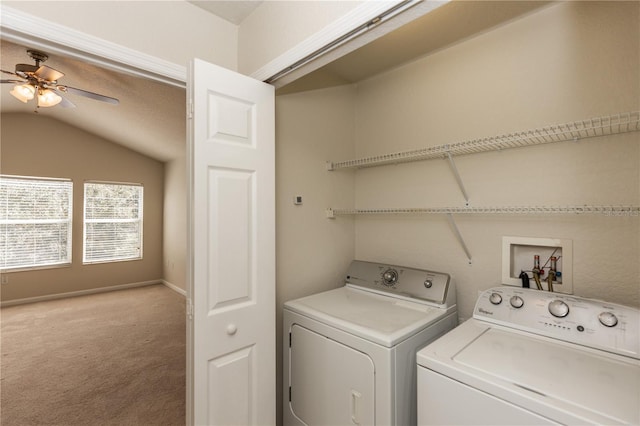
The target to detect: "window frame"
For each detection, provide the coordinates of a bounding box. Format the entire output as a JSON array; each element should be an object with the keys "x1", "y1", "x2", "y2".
[
  {"x1": 82, "y1": 181, "x2": 144, "y2": 265},
  {"x1": 0, "y1": 174, "x2": 73, "y2": 272}
]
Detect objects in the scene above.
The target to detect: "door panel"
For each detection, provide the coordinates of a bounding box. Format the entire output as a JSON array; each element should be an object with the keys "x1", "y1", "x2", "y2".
[
  {"x1": 207, "y1": 167, "x2": 254, "y2": 311},
  {"x1": 208, "y1": 94, "x2": 254, "y2": 144},
  {"x1": 208, "y1": 345, "x2": 256, "y2": 425},
  {"x1": 188, "y1": 58, "x2": 275, "y2": 426}
]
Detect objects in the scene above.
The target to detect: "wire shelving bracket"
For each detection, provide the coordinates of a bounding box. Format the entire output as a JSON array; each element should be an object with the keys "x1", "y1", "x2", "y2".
[
  {"x1": 446, "y1": 213, "x2": 472, "y2": 264},
  {"x1": 446, "y1": 152, "x2": 469, "y2": 205}
]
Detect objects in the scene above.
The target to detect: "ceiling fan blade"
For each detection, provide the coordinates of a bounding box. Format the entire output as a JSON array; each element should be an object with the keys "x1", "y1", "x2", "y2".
[
  {"x1": 1, "y1": 79, "x2": 24, "y2": 84},
  {"x1": 1, "y1": 69, "x2": 21, "y2": 77},
  {"x1": 57, "y1": 93, "x2": 76, "y2": 108},
  {"x1": 34, "y1": 65, "x2": 65, "y2": 82},
  {"x1": 58, "y1": 85, "x2": 119, "y2": 105}
]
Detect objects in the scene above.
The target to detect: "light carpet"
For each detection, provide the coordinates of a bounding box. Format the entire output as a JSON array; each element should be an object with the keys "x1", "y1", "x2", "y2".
[{"x1": 1, "y1": 284, "x2": 185, "y2": 426}]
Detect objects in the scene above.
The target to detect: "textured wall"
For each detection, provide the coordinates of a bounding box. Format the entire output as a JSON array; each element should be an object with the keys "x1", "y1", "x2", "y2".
[
  {"x1": 275, "y1": 85, "x2": 357, "y2": 424},
  {"x1": 272, "y1": 9, "x2": 638, "y2": 421},
  {"x1": 163, "y1": 156, "x2": 187, "y2": 291},
  {"x1": 1, "y1": 113, "x2": 164, "y2": 301},
  {"x1": 351, "y1": 1, "x2": 639, "y2": 321}
]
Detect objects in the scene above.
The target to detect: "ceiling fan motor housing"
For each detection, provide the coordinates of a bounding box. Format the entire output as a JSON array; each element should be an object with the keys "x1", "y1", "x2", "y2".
[
  {"x1": 15, "y1": 63, "x2": 39, "y2": 77},
  {"x1": 27, "y1": 50, "x2": 48, "y2": 64},
  {"x1": 15, "y1": 50, "x2": 52, "y2": 80}
]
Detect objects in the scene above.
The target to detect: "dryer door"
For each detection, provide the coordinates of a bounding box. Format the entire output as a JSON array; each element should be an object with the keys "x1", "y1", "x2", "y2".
[{"x1": 289, "y1": 324, "x2": 375, "y2": 425}]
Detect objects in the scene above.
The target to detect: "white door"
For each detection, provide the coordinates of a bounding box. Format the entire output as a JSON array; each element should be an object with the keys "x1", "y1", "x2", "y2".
[{"x1": 187, "y1": 58, "x2": 275, "y2": 426}]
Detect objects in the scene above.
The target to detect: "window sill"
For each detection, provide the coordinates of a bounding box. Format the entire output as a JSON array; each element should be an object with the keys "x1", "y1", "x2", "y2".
[
  {"x1": 82, "y1": 257, "x2": 143, "y2": 266},
  {"x1": 1, "y1": 263, "x2": 72, "y2": 274}
]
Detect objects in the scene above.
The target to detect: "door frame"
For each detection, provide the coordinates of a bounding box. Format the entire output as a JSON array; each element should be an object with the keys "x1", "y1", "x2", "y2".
[{"x1": 0, "y1": 5, "x2": 187, "y2": 87}]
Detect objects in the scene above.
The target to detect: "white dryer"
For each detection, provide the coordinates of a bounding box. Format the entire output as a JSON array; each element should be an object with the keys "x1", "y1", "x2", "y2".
[
  {"x1": 417, "y1": 286, "x2": 640, "y2": 425},
  {"x1": 283, "y1": 260, "x2": 457, "y2": 426}
]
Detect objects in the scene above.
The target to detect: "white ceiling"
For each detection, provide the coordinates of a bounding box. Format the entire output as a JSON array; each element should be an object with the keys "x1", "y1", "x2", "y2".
[
  {"x1": 1, "y1": 1, "x2": 551, "y2": 164},
  {"x1": 187, "y1": 1, "x2": 263, "y2": 25}
]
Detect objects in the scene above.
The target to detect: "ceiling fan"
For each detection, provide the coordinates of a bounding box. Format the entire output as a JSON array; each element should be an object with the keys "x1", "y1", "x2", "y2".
[{"x1": 1, "y1": 49, "x2": 119, "y2": 109}]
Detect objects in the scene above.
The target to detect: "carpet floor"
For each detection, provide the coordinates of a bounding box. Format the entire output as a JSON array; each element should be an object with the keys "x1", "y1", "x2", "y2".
[{"x1": 1, "y1": 284, "x2": 186, "y2": 426}]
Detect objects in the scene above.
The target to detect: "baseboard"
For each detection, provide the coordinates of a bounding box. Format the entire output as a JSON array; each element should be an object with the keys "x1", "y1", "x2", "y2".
[
  {"x1": 162, "y1": 280, "x2": 186, "y2": 297},
  {"x1": 0, "y1": 280, "x2": 163, "y2": 308}
]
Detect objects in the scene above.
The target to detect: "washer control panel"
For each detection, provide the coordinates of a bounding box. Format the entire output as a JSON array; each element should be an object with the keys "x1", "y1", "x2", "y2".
[
  {"x1": 475, "y1": 286, "x2": 639, "y2": 359},
  {"x1": 345, "y1": 260, "x2": 452, "y2": 306}
]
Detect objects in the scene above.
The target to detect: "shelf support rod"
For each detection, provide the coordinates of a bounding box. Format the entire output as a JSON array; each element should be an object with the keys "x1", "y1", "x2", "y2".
[
  {"x1": 446, "y1": 152, "x2": 469, "y2": 205},
  {"x1": 446, "y1": 213, "x2": 472, "y2": 264}
]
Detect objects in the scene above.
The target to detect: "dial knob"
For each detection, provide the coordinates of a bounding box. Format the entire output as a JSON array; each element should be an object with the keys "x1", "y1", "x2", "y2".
[
  {"x1": 510, "y1": 295, "x2": 524, "y2": 309},
  {"x1": 381, "y1": 269, "x2": 398, "y2": 287},
  {"x1": 598, "y1": 311, "x2": 618, "y2": 328},
  {"x1": 548, "y1": 300, "x2": 569, "y2": 318},
  {"x1": 489, "y1": 293, "x2": 502, "y2": 305}
]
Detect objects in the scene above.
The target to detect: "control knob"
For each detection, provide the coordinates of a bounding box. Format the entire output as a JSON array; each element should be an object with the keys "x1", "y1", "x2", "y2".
[
  {"x1": 489, "y1": 293, "x2": 502, "y2": 305},
  {"x1": 598, "y1": 311, "x2": 618, "y2": 328},
  {"x1": 548, "y1": 300, "x2": 569, "y2": 318},
  {"x1": 381, "y1": 269, "x2": 398, "y2": 287},
  {"x1": 510, "y1": 295, "x2": 524, "y2": 309}
]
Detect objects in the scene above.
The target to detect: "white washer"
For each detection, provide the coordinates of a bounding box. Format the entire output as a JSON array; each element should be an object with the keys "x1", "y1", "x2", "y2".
[
  {"x1": 283, "y1": 260, "x2": 457, "y2": 426},
  {"x1": 417, "y1": 286, "x2": 640, "y2": 425}
]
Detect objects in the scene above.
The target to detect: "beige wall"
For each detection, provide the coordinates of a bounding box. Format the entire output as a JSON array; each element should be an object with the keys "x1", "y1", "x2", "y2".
[
  {"x1": 3, "y1": 1, "x2": 238, "y2": 71},
  {"x1": 1, "y1": 113, "x2": 164, "y2": 301},
  {"x1": 163, "y1": 156, "x2": 187, "y2": 291},
  {"x1": 275, "y1": 85, "x2": 357, "y2": 423},
  {"x1": 351, "y1": 1, "x2": 639, "y2": 321}
]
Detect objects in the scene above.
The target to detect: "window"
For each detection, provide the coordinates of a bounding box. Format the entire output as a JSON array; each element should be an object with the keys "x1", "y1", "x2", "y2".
[
  {"x1": 83, "y1": 182, "x2": 143, "y2": 264},
  {"x1": 0, "y1": 175, "x2": 73, "y2": 271}
]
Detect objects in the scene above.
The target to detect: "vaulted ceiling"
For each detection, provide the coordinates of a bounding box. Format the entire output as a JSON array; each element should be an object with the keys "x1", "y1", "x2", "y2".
[{"x1": 1, "y1": 39, "x2": 186, "y2": 162}]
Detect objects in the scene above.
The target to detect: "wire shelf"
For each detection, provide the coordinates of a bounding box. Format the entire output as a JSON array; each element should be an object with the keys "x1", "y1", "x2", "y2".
[
  {"x1": 326, "y1": 205, "x2": 640, "y2": 218},
  {"x1": 327, "y1": 112, "x2": 640, "y2": 170}
]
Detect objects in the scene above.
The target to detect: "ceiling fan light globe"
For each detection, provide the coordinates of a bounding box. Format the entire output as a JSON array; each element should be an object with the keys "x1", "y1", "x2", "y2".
[
  {"x1": 38, "y1": 89, "x2": 62, "y2": 107},
  {"x1": 10, "y1": 84, "x2": 35, "y2": 102}
]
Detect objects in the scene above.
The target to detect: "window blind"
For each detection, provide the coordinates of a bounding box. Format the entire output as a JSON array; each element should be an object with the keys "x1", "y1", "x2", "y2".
[
  {"x1": 83, "y1": 182, "x2": 143, "y2": 263},
  {"x1": 0, "y1": 175, "x2": 73, "y2": 270}
]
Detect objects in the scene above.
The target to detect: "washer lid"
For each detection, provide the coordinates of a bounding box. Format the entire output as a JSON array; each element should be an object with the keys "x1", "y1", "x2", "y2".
[
  {"x1": 417, "y1": 320, "x2": 640, "y2": 425},
  {"x1": 284, "y1": 286, "x2": 452, "y2": 347}
]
